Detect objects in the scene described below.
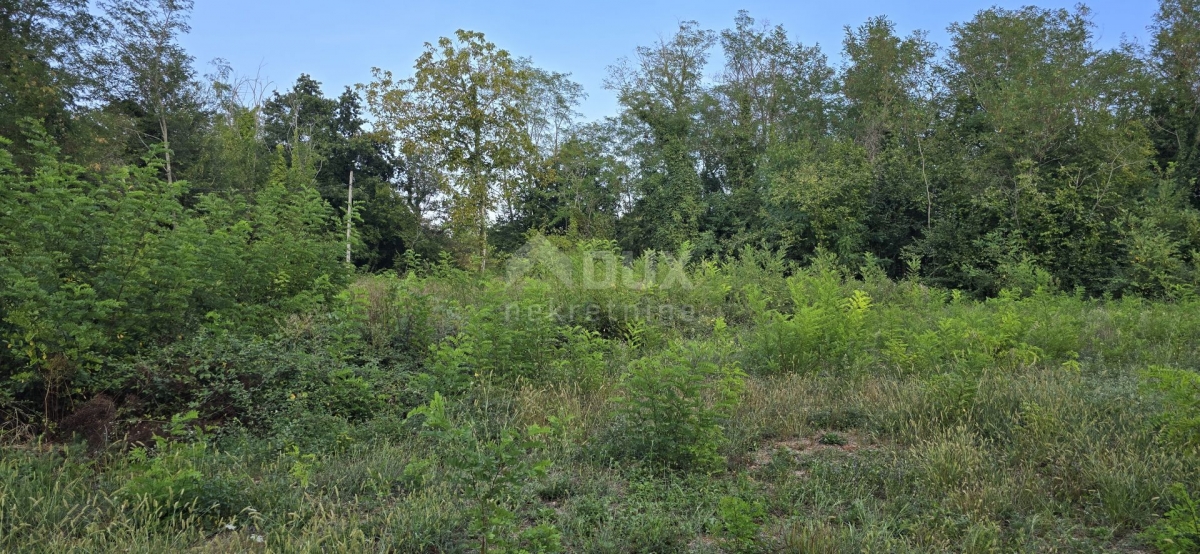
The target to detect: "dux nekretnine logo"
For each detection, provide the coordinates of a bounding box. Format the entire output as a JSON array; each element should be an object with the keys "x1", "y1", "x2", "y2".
[{"x1": 505, "y1": 236, "x2": 692, "y2": 290}]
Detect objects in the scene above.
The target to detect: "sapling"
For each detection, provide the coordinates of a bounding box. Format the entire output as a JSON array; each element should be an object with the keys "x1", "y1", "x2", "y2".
[{"x1": 408, "y1": 392, "x2": 561, "y2": 553}]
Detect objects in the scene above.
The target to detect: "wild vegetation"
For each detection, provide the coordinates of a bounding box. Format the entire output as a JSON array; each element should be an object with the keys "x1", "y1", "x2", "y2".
[
  {"x1": 5, "y1": 253, "x2": 1200, "y2": 552},
  {"x1": 2, "y1": 0, "x2": 1200, "y2": 552}
]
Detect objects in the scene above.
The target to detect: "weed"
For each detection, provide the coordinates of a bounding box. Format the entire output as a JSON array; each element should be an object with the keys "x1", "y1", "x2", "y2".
[
  {"x1": 715, "y1": 495, "x2": 766, "y2": 552},
  {"x1": 818, "y1": 432, "x2": 848, "y2": 446},
  {"x1": 611, "y1": 336, "x2": 745, "y2": 472},
  {"x1": 1144, "y1": 483, "x2": 1200, "y2": 554},
  {"x1": 408, "y1": 392, "x2": 561, "y2": 553}
]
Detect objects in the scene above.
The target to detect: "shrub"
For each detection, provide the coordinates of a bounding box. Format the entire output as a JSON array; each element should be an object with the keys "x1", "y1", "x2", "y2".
[
  {"x1": 1143, "y1": 483, "x2": 1200, "y2": 554},
  {"x1": 818, "y1": 432, "x2": 848, "y2": 446},
  {"x1": 425, "y1": 281, "x2": 610, "y2": 393},
  {"x1": 0, "y1": 130, "x2": 348, "y2": 420},
  {"x1": 1140, "y1": 365, "x2": 1200, "y2": 450},
  {"x1": 119, "y1": 412, "x2": 250, "y2": 527},
  {"x1": 316, "y1": 367, "x2": 381, "y2": 421},
  {"x1": 715, "y1": 495, "x2": 765, "y2": 552},
  {"x1": 115, "y1": 328, "x2": 399, "y2": 429},
  {"x1": 333, "y1": 274, "x2": 436, "y2": 364},
  {"x1": 408, "y1": 392, "x2": 561, "y2": 553},
  {"x1": 746, "y1": 260, "x2": 875, "y2": 375},
  {"x1": 611, "y1": 332, "x2": 745, "y2": 472},
  {"x1": 112, "y1": 333, "x2": 306, "y2": 428}
]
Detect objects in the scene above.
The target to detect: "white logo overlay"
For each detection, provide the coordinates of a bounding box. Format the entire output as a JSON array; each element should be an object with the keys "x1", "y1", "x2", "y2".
[{"x1": 504, "y1": 236, "x2": 692, "y2": 291}]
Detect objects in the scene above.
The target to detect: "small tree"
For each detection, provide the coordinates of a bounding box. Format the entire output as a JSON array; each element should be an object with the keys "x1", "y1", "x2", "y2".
[{"x1": 613, "y1": 329, "x2": 745, "y2": 472}]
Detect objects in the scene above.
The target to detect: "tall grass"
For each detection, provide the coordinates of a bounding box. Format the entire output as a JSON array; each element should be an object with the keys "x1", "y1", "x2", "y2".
[{"x1": 3, "y1": 247, "x2": 1199, "y2": 552}]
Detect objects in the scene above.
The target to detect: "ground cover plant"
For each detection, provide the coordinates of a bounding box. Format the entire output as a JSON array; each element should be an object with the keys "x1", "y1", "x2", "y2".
[
  {"x1": 4, "y1": 0, "x2": 1200, "y2": 551},
  {"x1": 3, "y1": 245, "x2": 1200, "y2": 552}
]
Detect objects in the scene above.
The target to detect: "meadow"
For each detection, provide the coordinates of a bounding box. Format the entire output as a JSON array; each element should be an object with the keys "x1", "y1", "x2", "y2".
[
  {"x1": 3, "y1": 244, "x2": 1199, "y2": 553},
  {"x1": 6, "y1": 1, "x2": 1200, "y2": 551}
]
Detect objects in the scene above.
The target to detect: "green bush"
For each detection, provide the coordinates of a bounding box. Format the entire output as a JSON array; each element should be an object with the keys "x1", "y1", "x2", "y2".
[
  {"x1": 114, "y1": 323, "x2": 404, "y2": 428},
  {"x1": 317, "y1": 367, "x2": 381, "y2": 421},
  {"x1": 1143, "y1": 483, "x2": 1200, "y2": 554},
  {"x1": 119, "y1": 412, "x2": 251, "y2": 527},
  {"x1": 333, "y1": 274, "x2": 436, "y2": 365},
  {"x1": 747, "y1": 256, "x2": 875, "y2": 375},
  {"x1": 715, "y1": 495, "x2": 766, "y2": 552},
  {"x1": 0, "y1": 130, "x2": 348, "y2": 418},
  {"x1": 425, "y1": 280, "x2": 610, "y2": 393},
  {"x1": 611, "y1": 329, "x2": 745, "y2": 472},
  {"x1": 1141, "y1": 365, "x2": 1200, "y2": 450},
  {"x1": 408, "y1": 392, "x2": 561, "y2": 553},
  {"x1": 113, "y1": 333, "x2": 307, "y2": 428}
]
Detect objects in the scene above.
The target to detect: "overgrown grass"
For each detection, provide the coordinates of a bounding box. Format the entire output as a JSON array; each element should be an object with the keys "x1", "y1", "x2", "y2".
[{"x1": 3, "y1": 247, "x2": 1199, "y2": 552}]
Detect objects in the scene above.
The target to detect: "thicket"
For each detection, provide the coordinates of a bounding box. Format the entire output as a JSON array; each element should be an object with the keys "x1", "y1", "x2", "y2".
[
  {"x1": 2, "y1": 246, "x2": 1199, "y2": 551},
  {"x1": 3, "y1": 0, "x2": 1200, "y2": 551}
]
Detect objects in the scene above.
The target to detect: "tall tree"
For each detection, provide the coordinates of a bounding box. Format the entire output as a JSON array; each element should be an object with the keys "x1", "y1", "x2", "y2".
[
  {"x1": 921, "y1": 6, "x2": 1164, "y2": 294},
  {"x1": 363, "y1": 30, "x2": 538, "y2": 271},
  {"x1": 186, "y1": 62, "x2": 273, "y2": 196},
  {"x1": 705, "y1": 11, "x2": 837, "y2": 254},
  {"x1": 1149, "y1": 0, "x2": 1200, "y2": 207},
  {"x1": 606, "y1": 21, "x2": 716, "y2": 253},
  {"x1": 100, "y1": 0, "x2": 204, "y2": 184},
  {"x1": 492, "y1": 122, "x2": 628, "y2": 248},
  {"x1": 0, "y1": 1, "x2": 99, "y2": 166},
  {"x1": 839, "y1": 16, "x2": 938, "y2": 270},
  {"x1": 262, "y1": 75, "x2": 424, "y2": 270},
  {"x1": 521, "y1": 65, "x2": 585, "y2": 155}
]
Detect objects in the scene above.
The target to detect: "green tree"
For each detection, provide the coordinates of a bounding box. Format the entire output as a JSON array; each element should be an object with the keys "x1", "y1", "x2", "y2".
[
  {"x1": 521, "y1": 65, "x2": 585, "y2": 155},
  {"x1": 919, "y1": 6, "x2": 1163, "y2": 294},
  {"x1": 363, "y1": 30, "x2": 538, "y2": 272},
  {"x1": 185, "y1": 62, "x2": 272, "y2": 197},
  {"x1": 763, "y1": 137, "x2": 873, "y2": 260},
  {"x1": 489, "y1": 65, "x2": 587, "y2": 251},
  {"x1": 0, "y1": 1, "x2": 99, "y2": 167},
  {"x1": 99, "y1": 0, "x2": 206, "y2": 184},
  {"x1": 839, "y1": 16, "x2": 938, "y2": 272},
  {"x1": 704, "y1": 11, "x2": 836, "y2": 255},
  {"x1": 1148, "y1": 0, "x2": 1200, "y2": 207},
  {"x1": 491, "y1": 123, "x2": 627, "y2": 248},
  {"x1": 0, "y1": 126, "x2": 347, "y2": 419},
  {"x1": 262, "y1": 75, "x2": 422, "y2": 270},
  {"x1": 607, "y1": 21, "x2": 716, "y2": 253}
]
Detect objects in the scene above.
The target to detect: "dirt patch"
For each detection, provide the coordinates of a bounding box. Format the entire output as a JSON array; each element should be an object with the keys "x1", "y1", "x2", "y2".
[
  {"x1": 58, "y1": 394, "x2": 116, "y2": 451},
  {"x1": 747, "y1": 431, "x2": 866, "y2": 472},
  {"x1": 687, "y1": 534, "x2": 720, "y2": 552}
]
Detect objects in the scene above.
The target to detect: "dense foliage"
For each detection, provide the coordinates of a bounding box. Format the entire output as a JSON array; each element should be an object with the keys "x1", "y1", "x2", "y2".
[
  {"x1": 1, "y1": 249, "x2": 1199, "y2": 551},
  {"x1": 2, "y1": 0, "x2": 1200, "y2": 552}
]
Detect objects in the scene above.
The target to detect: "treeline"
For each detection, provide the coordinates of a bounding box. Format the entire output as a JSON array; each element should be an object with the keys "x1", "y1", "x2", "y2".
[
  {"x1": 5, "y1": 1, "x2": 1200, "y2": 293},
  {"x1": 2, "y1": 1, "x2": 1200, "y2": 412}
]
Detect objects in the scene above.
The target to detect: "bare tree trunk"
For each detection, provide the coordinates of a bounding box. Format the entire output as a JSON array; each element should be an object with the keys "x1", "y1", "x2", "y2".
[
  {"x1": 917, "y1": 135, "x2": 932, "y2": 230},
  {"x1": 153, "y1": 11, "x2": 173, "y2": 186},
  {"x1": 159, "y1": 99, "x2": 172, "y2": 184},
  {"x1": 346, "y1": 170, "x2": 354, "y2": 263},
  {"x1": 480, "y1": 197, "x2": 488, "y2": 273}
]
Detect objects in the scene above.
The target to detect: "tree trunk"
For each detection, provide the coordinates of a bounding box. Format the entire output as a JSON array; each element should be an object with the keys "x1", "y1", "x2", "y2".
[
  {"x1": 917, "y1": 135, "x2": 932, "y2": 230},
  {"x1": 346, "y1": 170, "x2": 354, "y2": 263},
  {"x1": 159, "y1": 104, "x2": 172, "y2": 185}
]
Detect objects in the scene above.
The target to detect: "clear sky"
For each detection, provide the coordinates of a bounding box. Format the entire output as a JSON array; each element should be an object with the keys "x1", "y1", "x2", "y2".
[{"x1": 178, "y1": 1, "x2": 1159, "y2": 121}]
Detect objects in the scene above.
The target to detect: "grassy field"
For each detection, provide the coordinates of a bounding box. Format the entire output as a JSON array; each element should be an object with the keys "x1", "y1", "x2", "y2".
[{"x1": 3, "y1": 248, "x2": 1199, "y2": 553}]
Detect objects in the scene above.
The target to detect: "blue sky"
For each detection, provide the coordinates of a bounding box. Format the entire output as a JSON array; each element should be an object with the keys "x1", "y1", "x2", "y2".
[{"x1": 179, "y1": 1, "x2": 1159, "y2": 121}]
